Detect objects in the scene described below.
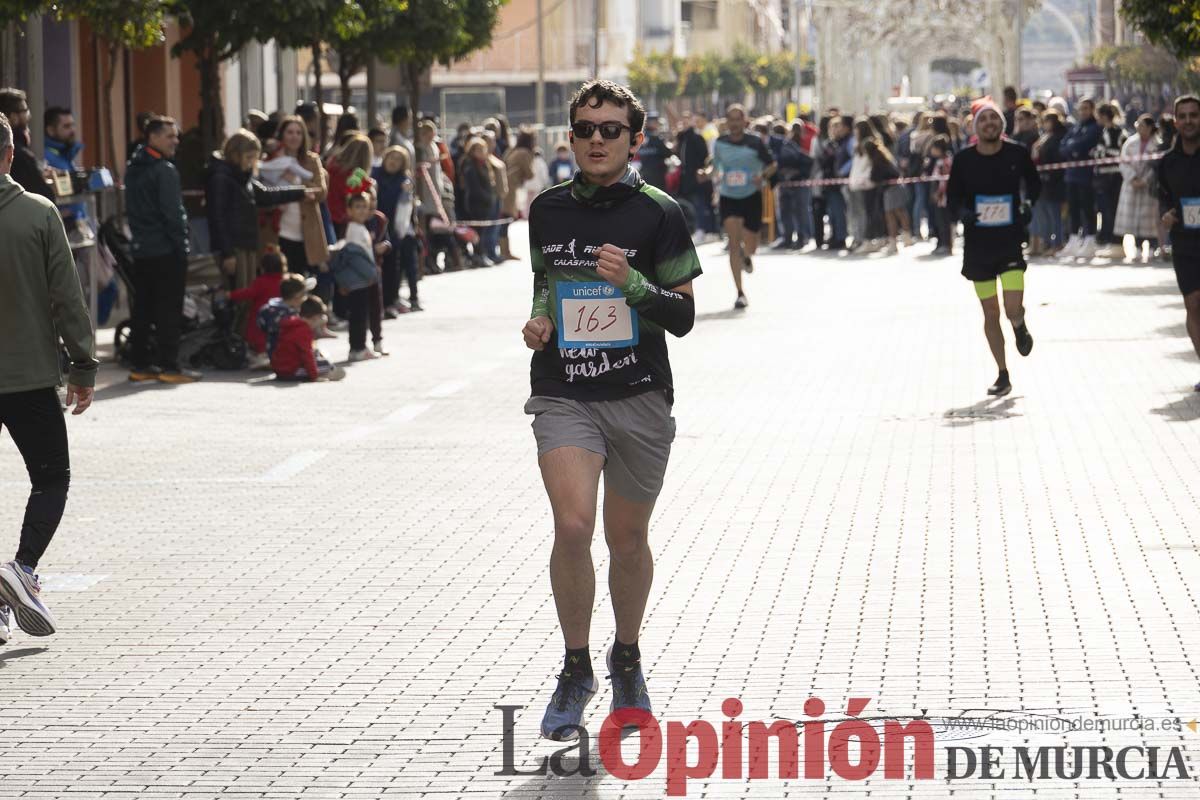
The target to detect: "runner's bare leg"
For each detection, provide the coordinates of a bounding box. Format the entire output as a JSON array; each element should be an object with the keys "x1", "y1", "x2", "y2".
[{"x1": 539, "y1": 446, "x2": 605, "y2": 649}]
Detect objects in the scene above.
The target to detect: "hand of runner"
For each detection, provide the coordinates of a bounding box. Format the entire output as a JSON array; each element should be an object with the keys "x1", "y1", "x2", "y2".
[
  {"x1": 523, "y1": 316, "x2": 555, "y2": 351},
  {"x1": 595, "y1": 244, "x2": 631, "y2": 288},
  {"x1": 1163, "y1": 209, "x2": 1179, "y2": 229},
  {"x1": 64, "y1": 384, "x2": 93, "y2": 415}
]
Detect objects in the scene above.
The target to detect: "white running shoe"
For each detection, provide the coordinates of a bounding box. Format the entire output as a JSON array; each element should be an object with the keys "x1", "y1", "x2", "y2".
[
  {"x1": 0, "y1": 561, "x2": 55, "y2": 636},
  {"x1": 0, "y1": 604, "x2": 10, "y2": 645},
  {"x1": 1077, "y1": 236, "x2": 1098, "y2": 259},
  {"x1": 1059, "y1": 237, "x2": 1081, "y2": 258},
  {"x1": 348, "y1": 348, "x2": 378, "y2": 362}
]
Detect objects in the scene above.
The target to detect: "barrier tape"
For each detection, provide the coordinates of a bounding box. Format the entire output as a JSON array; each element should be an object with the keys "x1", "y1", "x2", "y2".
[{"x1": 776, "y1": 149, "x2": 1165, "y2": 189}]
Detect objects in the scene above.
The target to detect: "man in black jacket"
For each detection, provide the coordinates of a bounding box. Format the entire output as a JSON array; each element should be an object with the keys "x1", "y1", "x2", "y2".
[
  {"x1": 674, "y1": 112, "x2": 713, "y2": 238},
  {"x1": 0, "y1": 88, "x2": 52, "y2": 200},
  {"x1": 124, "y1": 116, "x2": 197, "y2": 384}
]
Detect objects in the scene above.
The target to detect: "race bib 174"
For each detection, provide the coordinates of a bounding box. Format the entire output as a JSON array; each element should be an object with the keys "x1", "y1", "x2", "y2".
[
  {"x1": 1182, "y1": 198, "x2": 1200, "y2": 230},
  {"x1": 556, "y1": 281, "x2": 639, "y2": 349},
  {"x1": 976, "y1": 194, "x2": 1013, "y2": 227}
]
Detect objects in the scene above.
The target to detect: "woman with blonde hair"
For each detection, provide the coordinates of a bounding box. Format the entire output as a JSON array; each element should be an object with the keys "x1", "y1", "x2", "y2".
[
  {"x1": 372, "y1": 145, "x2": 422, "y2": 311},
  {"x1": 461, "y1": 136, "x2": 497, "y2": 266},
  {"x1": 205, "y1": 128, "x2": 312, "y2": 301},
  {"x1": 259, "y1": 114, "x2": 329, "y2": 280},
  {"x1": 325, "y1": 132, "x2": 374, "y2": 238}
]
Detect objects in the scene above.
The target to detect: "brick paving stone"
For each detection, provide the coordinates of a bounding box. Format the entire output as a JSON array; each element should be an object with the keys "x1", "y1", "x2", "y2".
[{"x1": 1, "y1": 230, "x2": 1198, "y2": 798}]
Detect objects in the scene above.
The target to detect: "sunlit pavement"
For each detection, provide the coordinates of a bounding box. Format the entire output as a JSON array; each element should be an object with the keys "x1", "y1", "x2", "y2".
[{"x1": 1, "y1": 224, "x2": 1198, "y2": 798}]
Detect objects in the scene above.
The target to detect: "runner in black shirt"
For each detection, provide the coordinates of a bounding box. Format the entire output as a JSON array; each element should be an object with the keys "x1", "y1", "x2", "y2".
[
  {"x1": 1157, "y1": 95, "x2": 1200, "y2": 391},
  {"x1": 947, "y1": 100, "x2": 1041, "y2": 396},
  {"x1": 521, "y1": 80, "x2": 701, "y2": 740}
]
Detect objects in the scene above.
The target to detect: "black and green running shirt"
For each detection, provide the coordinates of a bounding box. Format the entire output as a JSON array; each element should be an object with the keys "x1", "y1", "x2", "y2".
[{"x1": 528, "y1": 166, "x2": 703, "y2": 402}]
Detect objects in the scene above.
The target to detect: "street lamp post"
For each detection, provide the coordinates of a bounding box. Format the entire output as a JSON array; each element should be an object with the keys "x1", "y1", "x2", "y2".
[{"x1": 536, "y1": 0, "x2": 545, "y2": 133}]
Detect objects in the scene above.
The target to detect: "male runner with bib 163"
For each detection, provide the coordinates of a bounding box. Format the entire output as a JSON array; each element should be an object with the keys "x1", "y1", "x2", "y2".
[
  {"x1": 947, "y1": 99, "x2": 1041, "y2": 397},
  {"x1": 1157, "y1": 95, "x2": 1200, "y2": 392},
  {"x1": 521, "y1": 80, "x2": 702, "y2": 741}
]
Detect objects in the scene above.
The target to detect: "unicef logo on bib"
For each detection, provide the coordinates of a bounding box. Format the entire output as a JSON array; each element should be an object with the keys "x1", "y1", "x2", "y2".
[{"x1": 603, "y1": 285, "x2": 616, "y2": 297}]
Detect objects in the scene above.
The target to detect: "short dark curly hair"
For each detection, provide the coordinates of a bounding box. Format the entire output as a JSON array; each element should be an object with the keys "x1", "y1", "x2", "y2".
[{"x1": 568, "y1": 80, "x2": 646, "y2": 134}]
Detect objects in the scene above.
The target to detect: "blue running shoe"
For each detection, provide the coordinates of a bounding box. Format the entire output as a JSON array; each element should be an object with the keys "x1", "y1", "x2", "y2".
[
  {"x1": 540, "y1": 671, "x2": 599, "y2": 741},
  {"x1": 607, "y1": 645, "x2": 652, "y2": 726},
  {"x1": 0, "y1": 561, "x2": 56, "y2": 636}
]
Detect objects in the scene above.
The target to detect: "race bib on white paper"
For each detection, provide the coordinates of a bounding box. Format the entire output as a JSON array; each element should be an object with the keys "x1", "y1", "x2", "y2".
[
  {"x1": 1182, "y1": 198, "x2": 1200, "y2": 230},
  {"x1": 556, "y1": 281, "x2": 639, "y2": 349},
  {"x1": 976, "y1": 194, "x2": 1013, "y2": 227},
  {"x1": 725, "y1": 170, "x2": 750, "y2": 189}
]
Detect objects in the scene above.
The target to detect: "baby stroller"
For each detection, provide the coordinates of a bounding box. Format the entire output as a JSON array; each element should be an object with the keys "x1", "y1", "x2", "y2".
[{"x1": 102, "y1": 218, "x2": 248, "y2": 371}]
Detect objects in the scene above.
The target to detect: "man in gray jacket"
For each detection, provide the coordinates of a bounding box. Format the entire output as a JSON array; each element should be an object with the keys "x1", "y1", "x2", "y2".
[{"x1": 0, "y1": 111, "x2": 96, "y2": 643}]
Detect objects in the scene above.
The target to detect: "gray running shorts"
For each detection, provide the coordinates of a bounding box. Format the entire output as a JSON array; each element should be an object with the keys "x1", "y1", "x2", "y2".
[{"x1": 524, "y1": 391, "x2": 676, "y2": 503}]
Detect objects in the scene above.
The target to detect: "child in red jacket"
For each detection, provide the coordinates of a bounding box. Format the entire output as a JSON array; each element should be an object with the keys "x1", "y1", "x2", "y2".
[
  {"x1": 227, "y1": 250, "x2": 284, "y2": 367},
  {"x1": 272, "y1": 297, "x2": 335, "y2": 381}
]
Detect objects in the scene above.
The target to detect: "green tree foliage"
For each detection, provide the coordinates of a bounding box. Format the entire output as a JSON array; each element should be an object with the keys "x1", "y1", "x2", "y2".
[
  {"x1": 167, "y1": 0, "x2": 274, "y2": 153},
  {"x1": 631, "y1": 49, "x2": 809, "y2": 108},
  {"x1": 676, "y1": 52, "x2": 719, "y2": 99},
  {"x1": 384, "y1": 0, "x2": 506, "y2": 117},
  {"x1": 1087, "y1": 43, "x2": 1200, "y2": 97},
  {"x1": 0, "y1": 0, "x2": 45, "y2": 24},
  {"x1": 1120, "y1": 0, "x2": 1200, "y2": 60},
  {"x1": 626, "y1": 49, "x2": 678, "y2": 107}
]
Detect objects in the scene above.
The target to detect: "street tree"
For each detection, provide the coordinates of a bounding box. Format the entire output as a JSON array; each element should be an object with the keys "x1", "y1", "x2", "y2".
[
  {"x1": 63, "y1": 0, "x2": 165, "y2": 173},
  {"x1": 167, "y1": 0, "x2": 269, "y2": 154},
  {"x1": 268, "y1": 0, "x2": 377, "y2": 151},
  {"x1": 386, "y1": 0, "x2": 506, "y2": 119},
  {"x1": 1120, "y1": 0, "x2": 1200, "y2": 60}
]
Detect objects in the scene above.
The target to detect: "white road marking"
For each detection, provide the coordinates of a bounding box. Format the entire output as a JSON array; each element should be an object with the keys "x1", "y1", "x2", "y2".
[
  {"x1": 426, "y1": 380, "x2": 469, "y2": 398},
  {"x1": 260, "y1": 449, "x2": 328, "y2": 482},
  {"x1": 330, "y1": 424, "x2": 379, "y2": 444},
  {"x1": 385, "y1": 402, "x2": 431, "y2": 424},
  {"x1": 40, "y1": 574, "x2": 109, "y2": 592}
]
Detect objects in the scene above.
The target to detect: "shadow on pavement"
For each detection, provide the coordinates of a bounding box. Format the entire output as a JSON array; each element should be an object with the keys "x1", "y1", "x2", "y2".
[
  {"x1": 943, "y1": 396, "x2": 1020, "y2": 427},
  {"x1": 695, "y1": 309, "x2": 748, "y2": 322},
  {"x1": 1103, "y1": 278, "x2": 1178, "y2": 296},
  {"x1": 0, "y1": 647, "x2": 49, "y2": 665},
  {"x1": 95, "y1": 370, "x2": 265, "y2": 400},
  {"x1": 1152, "y1": 393, "x2": 1200, "y2": 422},
  {"x1": 502, "y1": 736, "x2": 610, "y2": 800}
]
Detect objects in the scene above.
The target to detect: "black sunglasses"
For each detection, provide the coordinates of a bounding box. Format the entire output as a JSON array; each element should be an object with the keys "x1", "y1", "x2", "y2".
[{"x1": 571, "y1": 121, "x2": 632, "y2": 140}]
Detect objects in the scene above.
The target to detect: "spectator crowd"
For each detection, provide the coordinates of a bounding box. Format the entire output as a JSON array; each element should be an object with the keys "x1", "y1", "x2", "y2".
[
  {"x1": 0, "y1": 83, "x2": 1185, "y2": 384},
  {"x1": 637, "y1": 85, "x2": 1177, "y2": 265}
]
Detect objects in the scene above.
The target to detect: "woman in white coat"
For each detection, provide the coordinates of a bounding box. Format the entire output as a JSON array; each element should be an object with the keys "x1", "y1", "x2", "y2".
[{"x1": 1115, "y1": 114, "x2": 1162, "y2": 262}]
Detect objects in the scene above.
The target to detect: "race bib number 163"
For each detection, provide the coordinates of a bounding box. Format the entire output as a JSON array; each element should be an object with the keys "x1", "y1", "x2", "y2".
[
  {"x1": 556, "y1": 281, "x2": 639, "y2": 349},
  {"x1": 1182, "y1": 198, "x2": 1200, "y2": 230}
]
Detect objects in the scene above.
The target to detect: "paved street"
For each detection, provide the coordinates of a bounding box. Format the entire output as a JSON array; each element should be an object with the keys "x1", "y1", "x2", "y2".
[{"x1": 2, "y1": 225, "x2": 1199, "y2": 799}]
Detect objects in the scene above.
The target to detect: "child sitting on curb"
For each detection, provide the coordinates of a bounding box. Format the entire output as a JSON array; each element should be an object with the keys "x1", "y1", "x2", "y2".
[
  {"x1": 227, "y1": 249, "x2": 285, "y2": 368},
  {"x1": 256, "y1": 272, "x2": 315, "y2": 360},
  {"x1": 272, "y1": 297, "x2": 342, "y2": 381}
]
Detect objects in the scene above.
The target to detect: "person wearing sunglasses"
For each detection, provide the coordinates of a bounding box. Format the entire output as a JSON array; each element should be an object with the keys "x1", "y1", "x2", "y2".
[
  {"x1": 709, "y1": 104, "x2": 775, "y2": 310},
  {"x1": 521, "y1": 79, "x2": 702, "y2": 741}
]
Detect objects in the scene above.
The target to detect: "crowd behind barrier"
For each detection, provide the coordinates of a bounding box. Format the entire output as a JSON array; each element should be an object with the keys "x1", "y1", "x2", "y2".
[{"x1": 0, "y1": 86, "x2": 1189, "y2": 383}]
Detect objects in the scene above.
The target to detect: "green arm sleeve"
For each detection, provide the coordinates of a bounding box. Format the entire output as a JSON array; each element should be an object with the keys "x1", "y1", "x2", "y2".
[{"x1": 531, "y1": 271, "x2": 550, "y2": 319}]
